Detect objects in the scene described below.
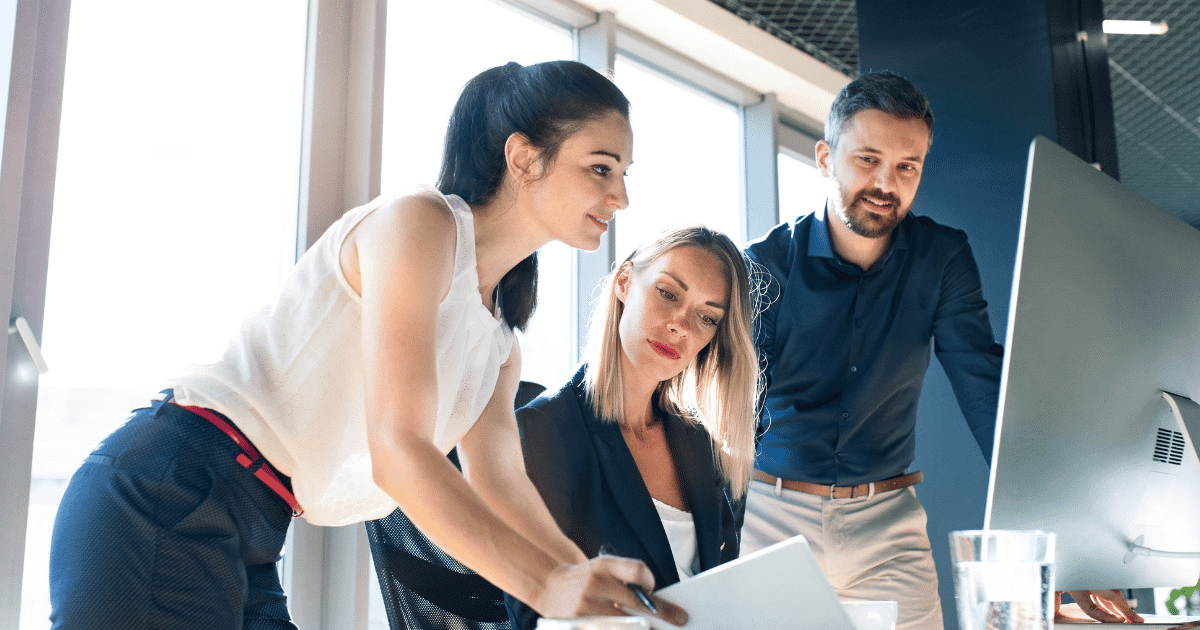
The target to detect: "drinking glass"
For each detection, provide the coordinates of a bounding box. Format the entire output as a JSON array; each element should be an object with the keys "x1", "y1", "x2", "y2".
[{"x1": 949, "y1": 530, "x2": 1055, "y2": 630}]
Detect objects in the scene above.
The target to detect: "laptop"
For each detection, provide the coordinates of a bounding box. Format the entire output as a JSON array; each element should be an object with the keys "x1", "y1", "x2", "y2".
[{"x1": 637, "y1": 535, "x2": 856, "y2": 630}]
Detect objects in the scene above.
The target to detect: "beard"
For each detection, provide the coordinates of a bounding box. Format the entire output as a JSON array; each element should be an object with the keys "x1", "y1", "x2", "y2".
[{"x1": 831, "y1": 185, "x2": 909, "y2": 239}]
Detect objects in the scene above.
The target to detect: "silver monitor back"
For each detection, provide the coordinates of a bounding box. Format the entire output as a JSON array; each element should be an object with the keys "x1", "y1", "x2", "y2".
[{"x1": 985, "y1": 136, "x2": 1200, "y2": 590}]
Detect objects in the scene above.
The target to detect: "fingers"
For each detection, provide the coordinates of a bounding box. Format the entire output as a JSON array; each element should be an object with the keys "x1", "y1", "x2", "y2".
[
  {"x1": 1076, "y1": 599, "x2": 1126, "y2": 623},
  {"x1": 1089, "y1": 589, "x2": 1143, "y2": 623},
  {"x1": 1067, "y1": 589, "x2": 1144, "y2": 623},
  {"x1": 595, "y1": 554, "x2": 656, "y2": 593},
  {"x1": 601, "y1": 585, "x2": 688, "y2": 627},
  {"x1": 590, "y1": 557, "x2": 687, "y2": 626},
  {"x1": 1168, "y1": 622, "x2": 1200, "y2": 630},
  {"x1": 1097, "y1": 589, "x2": 1144, "y2": 623},
  {"x1": 647, "y1": 595, "x2": 689, "y2": 627},
  {"x1": 536, "y1": 556, "x2": 690, "y2": 625}
]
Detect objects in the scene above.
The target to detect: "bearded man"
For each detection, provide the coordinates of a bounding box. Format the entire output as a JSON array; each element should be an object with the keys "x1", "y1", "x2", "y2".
[
  {"x1": 740, "y1": 71, "x2": 1003, "y2": 630},
  {"x1": 743, "y1": 68, "x2": 1158, "y2": 630}
]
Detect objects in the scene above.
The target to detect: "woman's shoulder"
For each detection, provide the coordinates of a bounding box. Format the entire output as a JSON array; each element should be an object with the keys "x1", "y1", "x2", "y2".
[
  {"x1": 351, "y1": 188, "x2": 460, "y2": 258},
  {"x1": 517, "y1": 382, "x2": 579, "y2": 421},
  {"x1": 340, "y1": 187, "x2": 463, "y2": 300},
  {"x1": 516, "y1": 368, "x2": 589, "y2": 428},
  {"x1": 379, "y1": 186, "x2": 457, "y2": 226}
]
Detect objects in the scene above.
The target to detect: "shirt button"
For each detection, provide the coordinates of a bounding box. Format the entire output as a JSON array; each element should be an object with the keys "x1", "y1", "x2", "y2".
[
  {"x1": 850, "y1": 365, "x2": 858, "y2": 373},
  {"x1": 854, "y1": 320, "x2": 863, "y2": 328},
  {"x1": 841, "y1": 411, "x2": 850, "y2": 418}
]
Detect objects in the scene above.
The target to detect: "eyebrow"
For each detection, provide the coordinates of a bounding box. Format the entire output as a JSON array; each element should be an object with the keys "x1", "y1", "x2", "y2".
[
  {"x1": 592, "y1": 150, "x2": 629, "y2": 165},
  {"x1": 662, "y1": 271, "x2": 728, "y2": 310},
  {"x1": 856, "y1": 145, "x2": 924, "y2": 163}
]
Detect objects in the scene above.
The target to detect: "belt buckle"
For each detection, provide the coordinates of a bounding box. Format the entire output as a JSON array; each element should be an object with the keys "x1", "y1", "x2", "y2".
[
  {"x1": 830, "y1": 484, "x2": 837, "y2": 499},
  {"x1": 843, "y1": 482, "x2": 877, "y2": 500}
]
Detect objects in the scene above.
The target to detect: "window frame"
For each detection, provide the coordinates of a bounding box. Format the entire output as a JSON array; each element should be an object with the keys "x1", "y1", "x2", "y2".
[{"x1": 1, "y1": 0, "x2": 70, "y2": 624}]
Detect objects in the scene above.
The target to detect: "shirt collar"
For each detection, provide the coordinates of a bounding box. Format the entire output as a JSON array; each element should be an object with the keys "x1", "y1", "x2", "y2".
[{"x1": 807, "y1": 203, "x2": 913, "y2": 267}]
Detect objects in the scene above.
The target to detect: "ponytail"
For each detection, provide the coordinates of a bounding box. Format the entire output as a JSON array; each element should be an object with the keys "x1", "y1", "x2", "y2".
[{"x1": 437, "y1": 60, "x2": 629, "y2": 331}]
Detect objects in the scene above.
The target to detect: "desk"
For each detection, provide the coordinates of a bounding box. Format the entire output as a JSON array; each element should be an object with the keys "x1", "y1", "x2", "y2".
[{"x1": 1053, "y1": 615, "x2": 1200, "y2": 630}]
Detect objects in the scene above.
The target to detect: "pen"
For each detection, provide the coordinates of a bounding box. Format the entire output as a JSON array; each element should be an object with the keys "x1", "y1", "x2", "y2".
[{"x1": 597, "y1": 543, "x2": 658, "y2": 614}]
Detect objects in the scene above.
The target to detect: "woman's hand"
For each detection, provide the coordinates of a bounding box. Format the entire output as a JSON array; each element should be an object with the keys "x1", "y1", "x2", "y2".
[{"x1": 532, "y1": 556, "x2": 688, "y2": 627}]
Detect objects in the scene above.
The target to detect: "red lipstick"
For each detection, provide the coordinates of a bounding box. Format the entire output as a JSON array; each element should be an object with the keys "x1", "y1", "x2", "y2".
[{"x1": 648, "y1": 340, "x2": 680, "y2": 360}]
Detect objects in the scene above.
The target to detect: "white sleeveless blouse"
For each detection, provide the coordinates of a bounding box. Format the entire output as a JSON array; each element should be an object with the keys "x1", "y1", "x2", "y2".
[{"x1": 170, "y1": 187, "x2": 515, "y2": 526}]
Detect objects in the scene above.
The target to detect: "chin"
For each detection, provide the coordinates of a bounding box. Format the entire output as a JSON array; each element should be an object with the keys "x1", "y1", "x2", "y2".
[
  {"x1": 572, "y1": 231, "x2": 604, "y2": 251},
  {"x1": 574, "y1": 238, "x2": 603, "y2": 252},
  {"x1": 650, "y1": 358, "x2": 686, "y2": 381}
]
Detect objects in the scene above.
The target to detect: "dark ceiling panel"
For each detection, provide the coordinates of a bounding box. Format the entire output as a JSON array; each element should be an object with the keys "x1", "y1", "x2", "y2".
[
  {"x1": 709, "y1": 0, "x2": 1200, "y2": 227},
  {"x1": 708, "y1": 0, "x2": 858, "y2": 76},
  {"x1": 1105, "y1": 0, "x2": 1200, "y2": 227}
]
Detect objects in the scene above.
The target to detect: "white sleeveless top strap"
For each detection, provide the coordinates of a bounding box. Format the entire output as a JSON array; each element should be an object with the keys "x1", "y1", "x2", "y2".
[{"x1": 169, "y1": 186, "x2": 515, "y2": 526}]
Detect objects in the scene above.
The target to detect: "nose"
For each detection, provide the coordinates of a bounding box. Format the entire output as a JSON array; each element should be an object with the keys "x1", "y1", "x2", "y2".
[
  {"x1": 608, "y1": 177, "x2": 629, "y2": 211},
  {"x1": 874, "y1": 165, "x2": 899, "y2": 193},
  {"x1": 665, "y1": 308, "x2": 689, "y2": 336}
]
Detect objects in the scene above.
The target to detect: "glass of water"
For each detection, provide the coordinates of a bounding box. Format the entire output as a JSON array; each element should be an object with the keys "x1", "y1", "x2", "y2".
[{"x1": 949, "y1": 530, "x2": 1055, "y2": 630}]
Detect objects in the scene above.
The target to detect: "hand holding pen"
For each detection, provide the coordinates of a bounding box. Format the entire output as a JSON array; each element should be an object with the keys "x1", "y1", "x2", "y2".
[
  {"x1": 534, "y1": 546, "x2": 687, "y2": 625},
  {"x1": 598, "y1": 544, "x2": 658, "y2": 613}
]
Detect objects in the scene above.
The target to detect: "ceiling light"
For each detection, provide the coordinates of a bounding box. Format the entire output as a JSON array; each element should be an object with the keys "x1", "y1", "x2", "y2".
[{"x1": 1103, "y1": 20, "x2": 1169, "y2": 35}]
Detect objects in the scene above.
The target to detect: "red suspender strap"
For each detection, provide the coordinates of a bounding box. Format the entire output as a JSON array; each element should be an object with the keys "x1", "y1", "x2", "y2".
[{"x1": 177, "y1": 404, "x2": 304, "y2": 517}]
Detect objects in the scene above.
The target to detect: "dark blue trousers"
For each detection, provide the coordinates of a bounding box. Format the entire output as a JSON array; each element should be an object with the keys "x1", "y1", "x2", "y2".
[{"x1": 49, "y1": 394, "x2": 297, "y2": 629}]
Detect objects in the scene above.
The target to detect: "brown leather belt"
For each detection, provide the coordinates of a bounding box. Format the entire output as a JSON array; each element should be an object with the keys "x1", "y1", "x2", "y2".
[{"x1": 752, "y1": 469, "x2": 924, "y2": 499}]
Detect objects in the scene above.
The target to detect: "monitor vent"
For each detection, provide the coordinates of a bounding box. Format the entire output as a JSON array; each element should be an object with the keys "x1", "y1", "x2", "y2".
[{"x1": 1154, "y1": 428, "x2": 1186, "y2": 465}]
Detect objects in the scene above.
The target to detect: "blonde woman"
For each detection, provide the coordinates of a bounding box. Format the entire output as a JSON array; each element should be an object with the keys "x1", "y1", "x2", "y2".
[{"x1": 506, "y1": 225, "x2": 760, "y2": 629}]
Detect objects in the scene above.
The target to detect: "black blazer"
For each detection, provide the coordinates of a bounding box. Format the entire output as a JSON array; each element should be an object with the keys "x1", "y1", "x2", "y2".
[{"x1": 505, "y1": 365, "x2": 740, "y2": 629}]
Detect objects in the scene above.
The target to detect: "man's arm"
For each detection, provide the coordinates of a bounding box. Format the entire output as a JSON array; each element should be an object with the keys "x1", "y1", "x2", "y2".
[{"x1": 930, "y1": 240, "x2": 1004, "y2": 463}]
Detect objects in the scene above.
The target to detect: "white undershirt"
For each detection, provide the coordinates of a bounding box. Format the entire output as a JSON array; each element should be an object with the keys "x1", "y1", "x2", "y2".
[{"x1": 652, "y1": 497, "x2": 700, "y2": 579}]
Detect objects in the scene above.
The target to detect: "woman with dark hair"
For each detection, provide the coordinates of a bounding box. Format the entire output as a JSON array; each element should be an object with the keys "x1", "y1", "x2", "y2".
[
  {"x1": 507, "y1": 225, "x2": 762, "y2": 630},
  {"x1": 48, "y1": 60, "x2": 685, "y2": 630}
]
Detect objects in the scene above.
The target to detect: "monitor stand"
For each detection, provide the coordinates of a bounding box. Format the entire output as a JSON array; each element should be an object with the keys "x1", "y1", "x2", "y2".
[{"x1": 1125, "y1": 392, "x2": 1200, "y2": 563}]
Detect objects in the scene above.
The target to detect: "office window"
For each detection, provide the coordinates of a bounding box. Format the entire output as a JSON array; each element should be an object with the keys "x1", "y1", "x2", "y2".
[
  {"x1": 778, "y1": 151, "x2": 829, "y2": 221},
  {"x1": 19, "y1": 2, "x2": 306, "y2": 627},
  {"x1": 380, "y1": 0, "x2": 573, "y2": 393},
  {"x1": 612, "y1": 56, "x2": 742, "y2": 258},
  {"x1": 380, "y1": 0, "x2": 572, "y2": 192}
]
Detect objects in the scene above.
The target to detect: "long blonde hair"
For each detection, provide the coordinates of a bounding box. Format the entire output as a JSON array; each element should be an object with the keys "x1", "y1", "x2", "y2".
[{"x1": 582, "y1": 225, "x2": 762, "y2": 500}]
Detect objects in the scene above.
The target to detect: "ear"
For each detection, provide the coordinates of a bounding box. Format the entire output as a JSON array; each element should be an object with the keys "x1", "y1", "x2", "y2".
[
  {"x1": 613, "y1": 261, "x2": 633, "y2": 304},
  {"x1": 504, "y1": 132, "x2": 542, "y2": 185},
  {"x1": 814, "y1": 139, "x2": 832, "y2": 178}
]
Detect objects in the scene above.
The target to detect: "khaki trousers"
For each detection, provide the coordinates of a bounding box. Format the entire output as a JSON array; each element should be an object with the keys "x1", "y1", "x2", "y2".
[{"x1": 741, "y1": 479, "x2": 944, "y2": 630}]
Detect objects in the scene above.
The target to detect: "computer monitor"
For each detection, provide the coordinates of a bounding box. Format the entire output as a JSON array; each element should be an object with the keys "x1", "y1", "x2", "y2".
[{"x1": 984, "y1": 136, "x2": 1200, "y2": 591}]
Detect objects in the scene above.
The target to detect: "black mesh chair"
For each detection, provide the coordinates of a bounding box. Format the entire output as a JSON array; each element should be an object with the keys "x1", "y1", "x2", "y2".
[{"x1": 366, "y1": 380, "x2": 546, "y2": 630}]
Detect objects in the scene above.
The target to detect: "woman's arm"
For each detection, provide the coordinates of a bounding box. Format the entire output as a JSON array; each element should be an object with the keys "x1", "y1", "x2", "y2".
[
  {"x1": 457, "y1": 341, "x2": 586, "y2": 566},
  {"x1": 464, "y1": 355, "x2": 690, "y2": 627},
  {"x1": 346, "y1": 193, "x2": 679, "y2": 621}
]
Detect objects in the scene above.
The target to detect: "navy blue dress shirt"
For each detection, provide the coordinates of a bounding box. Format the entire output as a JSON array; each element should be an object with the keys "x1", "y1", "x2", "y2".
[{"x1": 745, "y1": 208, "x2": 1003, "y2": 486}]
